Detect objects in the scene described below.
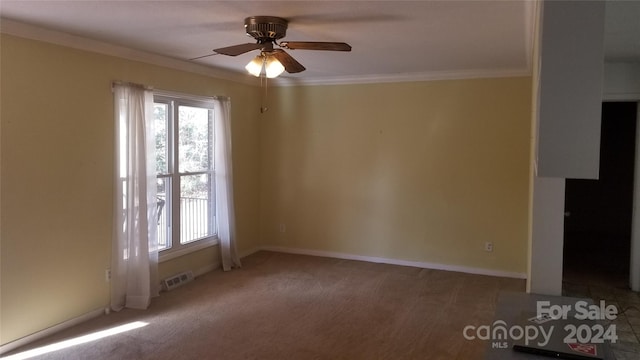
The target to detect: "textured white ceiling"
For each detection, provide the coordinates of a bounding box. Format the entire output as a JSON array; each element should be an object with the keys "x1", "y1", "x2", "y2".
[{"x1": 0, "y1": 1, "x2": 637, "y2": 84}]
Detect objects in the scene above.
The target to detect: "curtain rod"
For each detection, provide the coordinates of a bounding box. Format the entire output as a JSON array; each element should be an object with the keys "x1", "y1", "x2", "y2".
[
  {"x1": 154, "y1": 88, "x2": 230, "y2": 102},
  {"x1": 111, "y1": 81, "x2": 230, "y2": 101},
  {"x1": 111, "y1": 81, "x2": 153, "y2": 91}
]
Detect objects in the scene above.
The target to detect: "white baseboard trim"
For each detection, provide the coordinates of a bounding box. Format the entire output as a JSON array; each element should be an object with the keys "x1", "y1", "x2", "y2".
[
  {"x1": 259, "y1": 246, "x2": 528, "y2": 279},
  {"x1": 0, "y1": 307, "x2": 105, "y2": 355}
]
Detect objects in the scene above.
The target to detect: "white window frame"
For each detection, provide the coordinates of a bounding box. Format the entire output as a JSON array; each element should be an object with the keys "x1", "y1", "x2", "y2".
[{"x1": 154, "y1": 93, "x2": 218, "y2": 262}]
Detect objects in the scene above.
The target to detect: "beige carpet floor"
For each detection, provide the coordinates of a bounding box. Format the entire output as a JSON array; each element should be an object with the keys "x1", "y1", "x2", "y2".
[{"x1": 4, "y1": 251, "x2": 526, "y2": 360}]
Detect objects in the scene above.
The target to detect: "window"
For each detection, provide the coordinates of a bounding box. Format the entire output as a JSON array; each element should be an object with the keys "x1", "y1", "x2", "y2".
[{"x1": 154, "y1": 95, "x2": 217, "y2": 261}]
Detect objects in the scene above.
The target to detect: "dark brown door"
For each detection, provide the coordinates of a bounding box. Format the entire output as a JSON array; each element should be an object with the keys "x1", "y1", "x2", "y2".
[{"x1": 563, "y1": 102, "x2": 637, "y2": 286}]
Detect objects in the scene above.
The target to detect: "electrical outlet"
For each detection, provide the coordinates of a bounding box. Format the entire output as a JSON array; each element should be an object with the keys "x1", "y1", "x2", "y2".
[
  {"x1": 105, "y1": 269, "x2": 111, "y2": 282},
  {"x1": 279, "y1": 223, "x2": 286, "y2": 233},
  {"x1": 484, "y1": 242, "x2": 493, "y2": 252}
]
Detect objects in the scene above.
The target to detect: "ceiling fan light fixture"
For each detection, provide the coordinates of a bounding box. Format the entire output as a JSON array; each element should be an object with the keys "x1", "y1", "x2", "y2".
[
  {"x1": 209, "y1": 16, "x2": 352, "y2": 77},
  {"x1": 245, "y1": 55, "x2": 264, "y2": 77},
  {"x1": 264, "y1": 56, "x2": 285, "y2": 78}
]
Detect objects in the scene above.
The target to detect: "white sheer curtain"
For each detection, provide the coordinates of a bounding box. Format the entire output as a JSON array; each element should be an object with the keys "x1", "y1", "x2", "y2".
[
  {"x1": 214, "y1": 97, "x2": 241, "y2": 271},
  {"x1": 112, "y1": 83, "x2": 159, "y2": 310}
]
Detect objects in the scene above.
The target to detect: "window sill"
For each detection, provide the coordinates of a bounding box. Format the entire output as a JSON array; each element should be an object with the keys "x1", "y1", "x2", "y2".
[{"x1": 158, "y1": 237, "x2": 219, "y2": 263}]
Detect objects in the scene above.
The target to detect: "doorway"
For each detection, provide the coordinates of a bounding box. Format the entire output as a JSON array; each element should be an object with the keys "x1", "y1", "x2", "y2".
[{"x1": 563, "y1": 102, "x2": 638, "y2": 288}]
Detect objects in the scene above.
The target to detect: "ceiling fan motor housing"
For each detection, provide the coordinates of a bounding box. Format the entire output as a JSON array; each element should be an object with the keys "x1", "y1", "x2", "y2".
[{"x1": 244, "y1": 16, "x2": 288, "y2": 41}]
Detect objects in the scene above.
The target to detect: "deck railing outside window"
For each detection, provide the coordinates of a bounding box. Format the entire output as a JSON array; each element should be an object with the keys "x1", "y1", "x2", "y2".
[{"x1": 157, "y1": 194, "x2": 212, "y2": 250}]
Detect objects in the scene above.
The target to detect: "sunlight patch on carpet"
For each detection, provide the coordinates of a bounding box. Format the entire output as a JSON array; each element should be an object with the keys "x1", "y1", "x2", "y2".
[{"x1": 2, "y1": 321, "x2": 149, "y2": 360}]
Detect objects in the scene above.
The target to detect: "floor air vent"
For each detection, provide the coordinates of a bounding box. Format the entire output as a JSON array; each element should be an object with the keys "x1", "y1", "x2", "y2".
[{"x1": 162, "y1": 271, "x2": 194, "y2": 291}]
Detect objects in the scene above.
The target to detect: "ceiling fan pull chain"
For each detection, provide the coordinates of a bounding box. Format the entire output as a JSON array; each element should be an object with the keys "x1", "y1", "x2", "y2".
[{"x1": 260, "y1": 75, "x2": 269, "y2": 113}]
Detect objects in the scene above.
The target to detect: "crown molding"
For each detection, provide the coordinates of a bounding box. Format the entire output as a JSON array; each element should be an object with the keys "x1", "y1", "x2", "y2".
[
  {"x1": 270, "y1": 68, "x2": 532, "y2": 87},
  {"x1": 1, "y1": 17, "x2": 532, "y2": 88},
  {"x1": 0, "y1": 18, "x2": 257, "y2": 86}
]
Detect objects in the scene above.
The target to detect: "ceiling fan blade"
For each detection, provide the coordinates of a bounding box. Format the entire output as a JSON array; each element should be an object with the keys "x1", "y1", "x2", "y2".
[
  {"x1": 271, "y1": 49, "x2": 306, "y2": 73},
  {"x1": 189, "y1": 53, "x2": 219, "y2": 61},
  {"x1": 213, "y1": 43, "x2": 262, "y2": 56},
  {"x1": 280, "y1": 41, "x2": 352, "y2": 52}
]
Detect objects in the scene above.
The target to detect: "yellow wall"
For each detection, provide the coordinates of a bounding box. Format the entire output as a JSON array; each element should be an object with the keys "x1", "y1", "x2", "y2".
[
  {"x1": 1, "y1": 32, "x2": 533, "y2": 347},
  {"x1": 0, "y1": 34, "x2": 261, "y2": 344},
  {"x1": 260, "y1": 78, "x2": 532, "y2": 274}
]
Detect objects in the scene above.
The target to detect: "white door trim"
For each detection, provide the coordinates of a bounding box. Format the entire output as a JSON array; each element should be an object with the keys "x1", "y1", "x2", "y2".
[{"x1": 631, "y1": 101, "x2": 640, "y2": 291}]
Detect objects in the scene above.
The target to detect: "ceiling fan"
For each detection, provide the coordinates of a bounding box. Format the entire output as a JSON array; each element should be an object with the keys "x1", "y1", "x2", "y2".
[{"x1": 196, "y1": 16, "x2": 352, "y2": 77}]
